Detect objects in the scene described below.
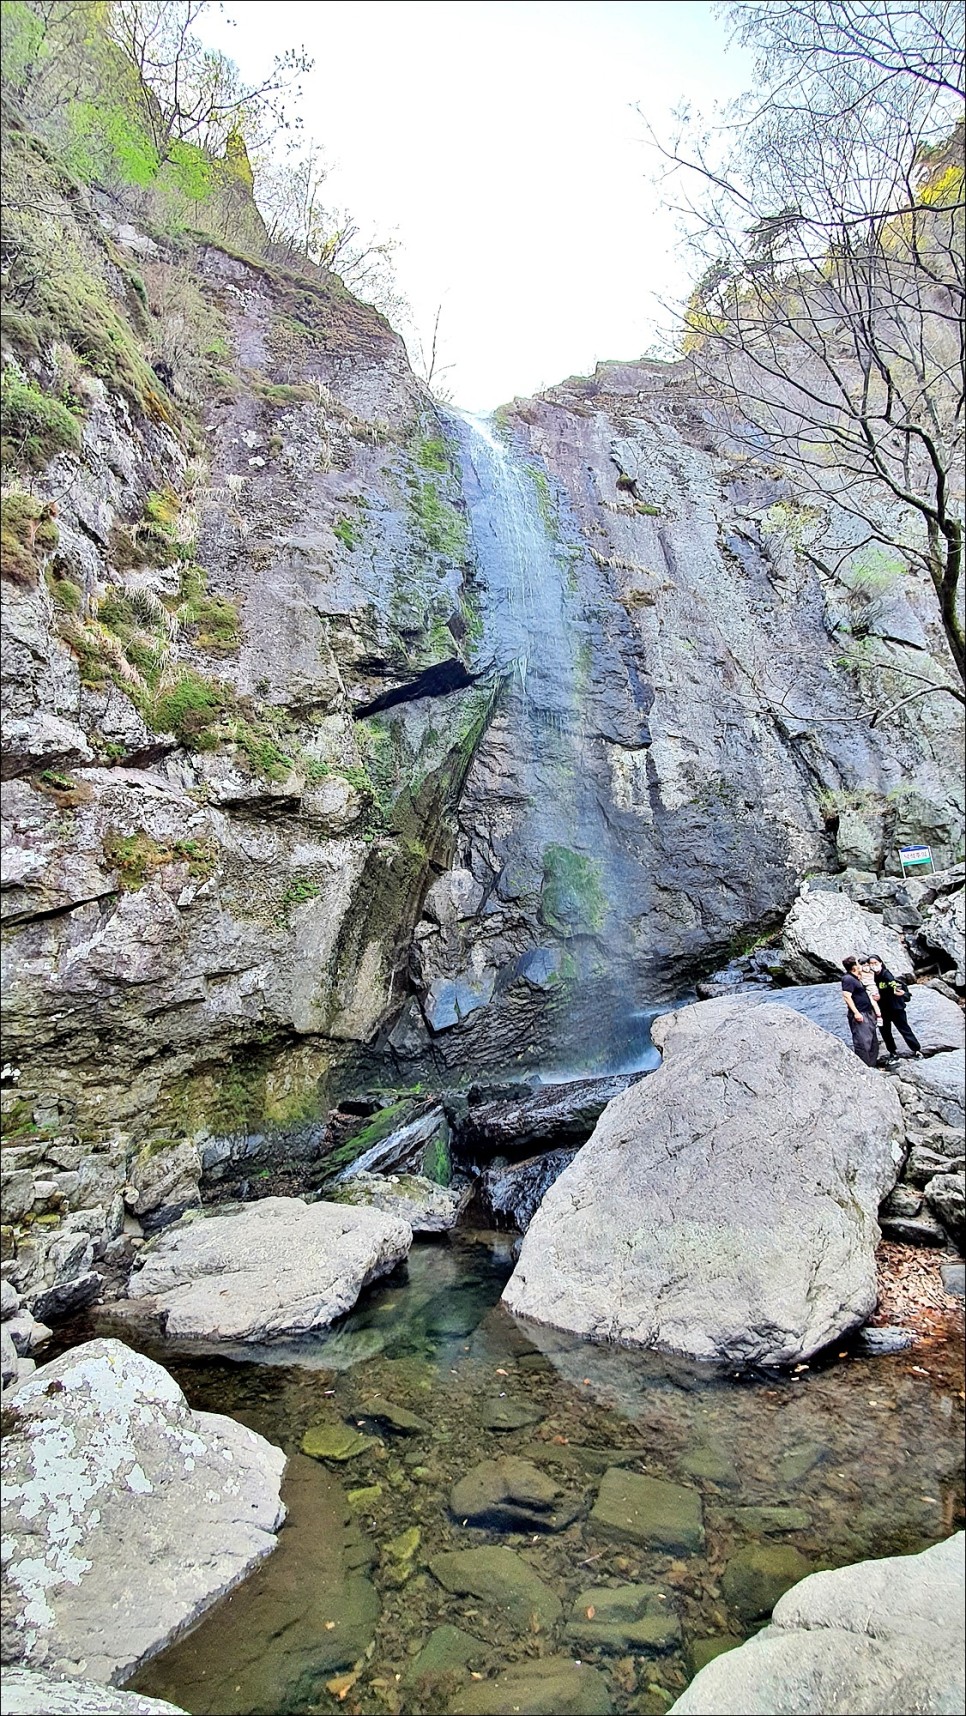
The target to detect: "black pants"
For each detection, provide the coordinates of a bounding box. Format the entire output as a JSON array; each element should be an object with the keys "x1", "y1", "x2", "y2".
[
  {"x1": 848, "y1": 1013, "x2": 879, "y2": 1067},
  {"x1": 880, "y1": 1004, "x2": 921, "y2": 1056}
]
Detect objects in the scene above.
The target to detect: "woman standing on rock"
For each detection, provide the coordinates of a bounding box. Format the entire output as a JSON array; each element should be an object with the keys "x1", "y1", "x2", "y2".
[
  {"x1": 864, "y1": 954, "x2": 923, "y2": 1062},
  {"x1": 841, "y1": 955, "x2": 882, "y2": 1067}
]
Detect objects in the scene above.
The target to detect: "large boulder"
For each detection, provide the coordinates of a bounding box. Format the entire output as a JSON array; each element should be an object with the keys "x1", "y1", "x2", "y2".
[
  {"x1": 780, "y1": 891, "x2": 909, "y2": 982},
  {"x1": 891, "y1": 1050, "x2": 966, "y2": 1128},
  {"x1": 1, "y1": 1339, "x2": 285, "y2": 1686},
  {"x1": 915, "y1": 874, "x2": 965, "y2": 988},
  {"x1": 700, "y1": 981, "x2": 964, "y2": 1056},
  {"x1": 2, "y1": 1671, "x2": 186, "y2": 1714},
  {"x1": 126, "y1": 1197, "x2": 412, "y2": 1341},
  {"x1": 502, "y1": 1002, "x2": 903, "y2": 1365},
  {"x1": 669, "y1": 1533, "x2": 965, "y2": 1715},
  {"x1": 332, "y1": 1170, "x2": 471, "y2": 1233}
]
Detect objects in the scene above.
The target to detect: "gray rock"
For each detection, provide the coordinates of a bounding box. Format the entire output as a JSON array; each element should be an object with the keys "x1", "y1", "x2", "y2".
[
  {"x1": 450, "y1": 1656, "x2": 614, "y2": 1715},
  {"x1": 905, "y1": 1145, "x2": 963, "y2": 1187},
  {"x1": 462, "y1": 1075, "x2": 638, "y2": 1158},
  {"x1": 855, "y1": 1325, "x2": 917, "y2": 1354},
  {"x1": 669, "y1": 1532, "x2": 965, "y2": 1715},
  {"x1": 878, "y1": 1214, "x2": 949, "y2": 1246},
  {"x1": 893, "y1": 1050, "x2": 966, "y2": 1127},
  {"x1": 429, "y1": 1546, "x2": 563, "y2": 1632},
  {"x1": 449, "y1": 1455, "x2": 579, "y2": 1532},
  {"x1": 29, "y1": 1271, "x2": 103, "y2": 1323},
  {"x1": 924, "y1": 1171, "x2": 965, "y2": 1250},
  {"x1": 590, "y1": 1468, "x2": 705, "y2": 1553},
  {"x1": 2, "y1": 1324, "x2": 19, "y2": 1386},
  {"x1": 917, "y1": 882, "x2": 965, "y2": 986},
  {"x1": 126, "y1": 1197, "x2": 412, "y2": 1341},
  {"x1": 481, "y1": 1148, "x2": 581, "y2": 1231},
  {"x1": 1, "y1": 1277, "x2": 20, "y2": 1318},
  {"x1": 127, "y1": 1140, "x2": 202, "y2": 1226},
  {"x1": 566, "y1": 1583, "x2": 682, "y2": 1653},
  {"x1": 1, "y1": 1170, "x2": 36, "y2": 1223},
  {"x1": 879, "y1": 1185, "x2": 923, "y2": 1218},
  {"x1": 2, "y1": 1338, "x2": 285, "y2": 1684},
  {"x1": 1, "y1": 1670, "x2": 186, "y2": 1714},
  {"x1": 780, "y1": 892, "x2": 909, "y2": 983},
  {"x1": 332, "y1": 1170, "x2": 470, "y2": 1233},
  {"x1": 711, "y1": 981, "x2": 963, "y2": 1056},
  {"x1": 504, "y1": 1001, "x2": 903, "y2": 1365},
  {"x1": 941, "y1": 1261, "x2": 964, "y2": 1297}
]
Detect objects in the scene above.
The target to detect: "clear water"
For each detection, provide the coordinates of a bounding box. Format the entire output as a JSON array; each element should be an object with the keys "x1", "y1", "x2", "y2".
[{"x1": 105, "y1": 1233, "x2": 965, "y2": 1716}]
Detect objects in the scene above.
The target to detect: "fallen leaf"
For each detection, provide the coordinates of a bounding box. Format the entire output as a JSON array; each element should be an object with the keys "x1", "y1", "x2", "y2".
[
  {"x1": 324, "y1": 1621, "x2": 336, "y2": 1631},
  {"x1": 326, "y1": 1669, "x2": 360, "y2": 1701},
  {"x1": 495, "y1": 1367, "x2": 509, "y2": 1376},
  {"x1": 585, "y1": 1605, "x2": 596, "y2": 1619}
]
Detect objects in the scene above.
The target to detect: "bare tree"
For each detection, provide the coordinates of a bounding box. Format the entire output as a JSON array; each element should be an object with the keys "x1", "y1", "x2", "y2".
[
  {"x1": 408, "y1": 303, "x2": 455, "y2": 399},
  {"x1": 646, "y1": 0, "x2": 965, "y2": 693}
]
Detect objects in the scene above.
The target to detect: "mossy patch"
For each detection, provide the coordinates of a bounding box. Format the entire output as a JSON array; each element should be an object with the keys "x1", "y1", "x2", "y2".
[
  {"x1": 1, "y1": 490, "x2": 59, "y2": 585},
  {"x1": 0, "y1": 370, "x2": 82, "y2": 471},
  {"x1": 540, "y1": 843, "x2": 607, "y2": 935},
  {"x1": 103, "y1": 827, "x2": 217, "y2": 889}
]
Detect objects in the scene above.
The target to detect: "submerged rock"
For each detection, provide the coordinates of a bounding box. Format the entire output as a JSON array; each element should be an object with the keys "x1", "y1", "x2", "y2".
[
  {"x1": 503, "y1": 1001, "x2": 903, "y2": 1365},
  {"x1": 449, "y1": 1656, "x2": 613, "y2": 1715},
  {"x1": 478, "y1": 1394, "x2": 545, "y2": 1430},
  {"x1": 1, "y1": 1339, "x2": 285, "y2": 1686},
  {"x1": 405, "y1": 1624, "x2": 489, "y2": 1689},
  {"x1": 2, "y1": 1671, "x2": 187, "y2": 1714},
  {"x1": 566, "y1": 1583, "x2": 682, "y2": 1653},
  {"x1": 669, "y1": 1533, "x2": 965, "y2": 1715},
  {"x1": 590, "y1": 1468, "x2": 705, "y2": 1553},
  {"x1": 721, "y1": 1543, "x2": 813, "y2": 1621},
  {"x1": 449, "y1": 1455, "x2": 580, "y2": 1532},
  {"x1": 301, "y1": 1422, "x2": 378, "y2": 1461},
  {"x1": 125, "y1": 1197, "x2": 412, "y2": 1340},
  {"x1": 429, "y1": 1546, "x2": 563, "y2": 1632}
]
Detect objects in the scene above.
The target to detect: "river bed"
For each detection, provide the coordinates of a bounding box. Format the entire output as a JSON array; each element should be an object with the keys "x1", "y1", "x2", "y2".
[{"x1": 58, "y1": 1232, "x2": 964, "y2": 1716}]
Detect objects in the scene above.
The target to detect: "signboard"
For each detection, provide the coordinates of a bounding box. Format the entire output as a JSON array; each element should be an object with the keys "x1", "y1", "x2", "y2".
[{"x1": 898, "y1": 844, "x2": 934, "y2": 875}]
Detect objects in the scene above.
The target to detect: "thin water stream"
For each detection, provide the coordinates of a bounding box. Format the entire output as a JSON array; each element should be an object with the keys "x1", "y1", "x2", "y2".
[{"x1": 75, "y1": 1234, "x2": 963, "y2": 1716}]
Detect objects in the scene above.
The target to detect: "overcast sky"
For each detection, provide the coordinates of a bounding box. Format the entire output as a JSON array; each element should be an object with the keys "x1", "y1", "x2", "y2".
[{"x1": 204, "y1": 1, "x2": 754, "y2": 409}]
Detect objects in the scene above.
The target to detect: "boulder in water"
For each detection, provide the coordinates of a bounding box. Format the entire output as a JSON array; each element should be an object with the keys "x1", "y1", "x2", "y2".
[
  {"x1": 1, "y1": 1339, "x2": 285, "y2": 1686},
  {"x1": 503, "y1": 1000, "x2": 903, "y2": 1365},
  {"x1": 126, "y1": 1197, "x2": 411, "y2": 1340},
  {"x1": 669, "y1": 1533, "x2": 965, "y2": 1715}
]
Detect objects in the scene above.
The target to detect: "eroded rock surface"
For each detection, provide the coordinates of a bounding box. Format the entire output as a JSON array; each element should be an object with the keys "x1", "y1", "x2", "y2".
[
  {"x1": 780, "y1": 890, "x2": 910, "y2": 982},
  {"x1": 2, "y1": 1671, "x2": 187, "y2": 1714},
  {"x1": 669, "y1": 1532, "x2": 965, "y2": 1715},
  {"x1": 1, "y1": 1339, "x2": 285, "y2": 1685},
  {"x1": 503, "y1": 1001, "x2": 904, "y2": 1364},
  {"x1": 125, "y1": 1197, "x2": 412, "y2": 1339}
]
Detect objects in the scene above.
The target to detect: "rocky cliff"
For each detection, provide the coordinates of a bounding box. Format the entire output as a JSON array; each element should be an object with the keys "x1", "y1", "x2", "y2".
[{"x1": 2, "y1": 104, "x2": 963, "y2": 1279}]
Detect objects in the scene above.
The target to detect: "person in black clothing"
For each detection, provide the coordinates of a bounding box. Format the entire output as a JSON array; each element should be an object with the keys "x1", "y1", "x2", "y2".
[
  {"x1": 841, "y1": 955, "x2": 882, "y2": 1067},
  {"x1": 863, "y1": 954, "x2": 922, "y2": 1061}
]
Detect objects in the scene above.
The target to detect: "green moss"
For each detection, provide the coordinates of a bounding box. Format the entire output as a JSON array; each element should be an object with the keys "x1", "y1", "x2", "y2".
[
  {"x1": 540, "y1": 843, "x2": 606, "y2": 936},
  {"x1": 147, "y1": 671, "x2": 229, "y2": 747},
  {"x1": 45, "y1": 568, "x2": 82, "y2": 611},
  {"x1": 1, "y1": 491, "x2": 59, "y2": 586},
  {"x1": 251, "y1": 377, "x2": 317, "y2": 406},
  {"x1": 103, "y1": 828, "x2": 217, "y2": 889},
  {"x1": 334, "y1": 515, "x2": 362, "y2": 551},
  {"x1": 276, "y1": 874, "x2": 322, "y2": 922},
  {"x1": 176, "y1": 562, "x2": 241, "y2": 652},
  {"x1": 233, "y1": 719, "x2": 297, "y2": 782},
  {"x1": 526, "y1": 463, "x2": 560, "y2": 539},
  {"x1": 410, "y1": 479, "x2": 467, "y2": 558},
  {"x1": 0, "y1": 370, "x2": 82, "y2": 471},
  {"x1": 413, "y1": 434, "x2": 451, "y2": 475}
]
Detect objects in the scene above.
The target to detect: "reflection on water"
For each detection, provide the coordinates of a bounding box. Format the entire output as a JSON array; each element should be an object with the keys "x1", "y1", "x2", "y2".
[{"x1": 114, "y1": 1234, "x2": 963, "y2": 1715}]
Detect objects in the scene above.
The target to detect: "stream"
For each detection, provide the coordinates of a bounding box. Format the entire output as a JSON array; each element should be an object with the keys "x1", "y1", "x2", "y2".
[{"x1": 51, "y1": 1232, "x2": 964, "y2": 1716}]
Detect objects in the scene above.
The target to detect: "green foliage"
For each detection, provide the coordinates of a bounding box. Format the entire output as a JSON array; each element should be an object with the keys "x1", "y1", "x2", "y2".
[
  {"x1": 410, "y1": 479, "x2": 467, "y2": 558},
  {"x1": 231, "y1": 718, "x2": 296, "y2": 782},
  {"x1": 251, "y1": 377, "x2": 317, "y2": 406},
  {"x1": 1, "y1": 490, "x2": 59, "y2": 586},
  {"x1": 103, "y1": 827, "x2": 217, "y2": 889},
  {"x1": 413, "y1": 434, "x2": 451, "y2": 474},
  {"x1": 540, "y1": 843, "x2": 606, "y2": 936},
  {"x1": 176, "y1": 562, "x2": 241, "y2": 652},
  {"x1": 64, "y1": 99, "x2": 160, "y2": 189},
  {"x1": 147, "y1": 671, "x2": 229, "y2": 747},
  {"x1": 0, "y1": 1, "x2": 46, "y2": 93},
  {"x1": 334, "y1": 515, "x2": 362, "y2": 551},
  {"x1": 0, "y1": 370, "x2": 82, "y2": 471},
  {"x1": 276, "y1": 874, "x2": 322, "y2": 921},
  {"x1": 45, "y1": 567, "x2": 82, "y2": 612}
]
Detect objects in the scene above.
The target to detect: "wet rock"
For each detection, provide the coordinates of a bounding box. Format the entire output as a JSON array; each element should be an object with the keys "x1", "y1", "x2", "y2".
[
  {"x1": 479, "y1": 1395, "x2": 545, "y2": 1430},
  {"x1": 671, "y1": 1533, "x2": 965, "y2": 1715},
  {"x1": 2, "y1": 1670, "x2": 187, "y2": 1714},
  {"x1": 779, "y1": 892, "x2": 909, "y2": 984},
  {"x1": 505, "y1": 1002, "x2": 903, "y2": 1366},
  {"x1": 429, "y1": 1546, "x2": 563, "y2": 1632},
  {"x1": 728, "y1": 1505, "x2": 812, "y2": 1535},
  {"x1": 333, "y1": 1170, "x2": 471, "y2": 1232},
  {"x1": 687, "y1": 1637, "x2": 742, "y2": 1676},
  {"x1": 317, "y1": 1328, "x2": 387, "y2": 1369},
  {"x1": 566, "y1": 1583, "x2": 682, "y2": 1653},
  {"x1": 335, "y1": 1105, "x2": 452, "y2": 1181},
  {"x1": 460, "y1": 1075, "x2": 639, "y2": 1160},
  {"x1": 678, "y1": 1444, "x2": 739, "y2": 1487},
  {"x1": 126, "y1": 1197, "x2": 412, "y2": 1340},
  {"x1": 481, "y1": 1148, "x2": 581, "y2": 1230},
  {"x1": 774, "y1": 1441, "x2": 825, "y2": 1484},
  {"x1": 2, "y1": 1338, "x2": 285, "y2": 1685},
  {"x1": 301, "y1": 1423, "x2": 379, "y2": 1462},
  {"x1": 590, "y1": 1469, "x2": 705, "y2": 1553},
  {"x1": 449, "y1": 1656, "x2": 613, "y2": 1716},
  {"x1": 924, "y1": 1171, "x2": 965, "y2": 1250},
  {"x1": 855, "y1": 1326, "x2": 917, "y2": 1355},
  {"x1": 721, "y1": 1544, "x2": 813, "y2": 1622},
  {"x1": 126, "y1": 1140, "x2": 202, "y2": 1231},
  {"x1": 449, "y1": 1455, "x2": 579, "y2": 1532},
  {"x1": 352, "y1": 1396, "x2": 430, "y2": 1435},
  {"x1": 405, "y1": 1625, "x2": 489, "y2": 1687}
]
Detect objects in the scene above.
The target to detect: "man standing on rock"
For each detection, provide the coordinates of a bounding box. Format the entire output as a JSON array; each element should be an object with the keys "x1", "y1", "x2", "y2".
[
  {"x1": 841, "y1": 955, "x2": 882, "y2": 1067},
  {"x1": 863, "y1": 954, "x2": 923, "y2": 1062}
]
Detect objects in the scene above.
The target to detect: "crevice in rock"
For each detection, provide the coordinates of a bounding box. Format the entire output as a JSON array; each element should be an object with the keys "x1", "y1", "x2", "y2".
[{"x1": 353, "y1": 658, "x2": 478, "y2": 719}]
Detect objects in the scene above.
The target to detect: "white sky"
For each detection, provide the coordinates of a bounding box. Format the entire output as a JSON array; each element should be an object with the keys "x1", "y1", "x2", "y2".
[{"x1": 205, "y1": 1, "x2": 754, "y2": 409}]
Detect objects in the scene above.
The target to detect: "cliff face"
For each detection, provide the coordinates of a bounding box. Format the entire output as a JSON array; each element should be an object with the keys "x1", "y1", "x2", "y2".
[{"x1": 2, "y1": 116, "x2": 963, "y2": 1174}]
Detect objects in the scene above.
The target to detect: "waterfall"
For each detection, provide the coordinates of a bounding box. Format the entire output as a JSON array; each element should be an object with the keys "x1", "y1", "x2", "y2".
[{"x1": 441, "y1": 409, "x2": 660, "y2": 1078}]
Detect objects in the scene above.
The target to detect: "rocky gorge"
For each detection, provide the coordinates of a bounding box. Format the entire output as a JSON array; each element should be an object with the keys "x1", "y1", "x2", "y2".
[{"x1": 2, "y1": 50, "x2": 966, "y2": 1716}]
